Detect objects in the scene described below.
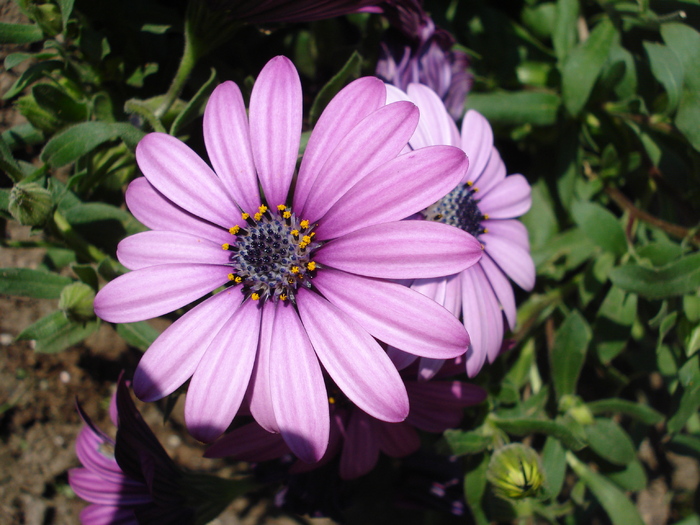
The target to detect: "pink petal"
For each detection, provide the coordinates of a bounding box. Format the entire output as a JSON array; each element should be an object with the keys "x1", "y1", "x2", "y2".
[
  {"x1": 480, "y1": 254, "x2": 517, "y2": 331},
  {"x1": 246, "y1": 304, "x2": 280, "y2": 433},
  {"x1": 417, "y1": 358, "x2": 446, "y2": 381},
  {"x1": 294, "y1": 77, "x2": 386, "y2": 212},
  {"x1": 75, "y1": 428, "x2": 122, "y2": 483},
  {"x1": 249, "y1": 56, "x2": 301, "y2": 207},
  {"x1": 484, "y1": 233, "x2": 536, "y2": 291},
  {"x1": 205, "y1": 422, "x2": 289, "y2": 461},
  {"x1": 482, "y1": 219, "x2": 531, "y2": 251},
  {"x1": 125, "y1": 178, "x2": 232, "y2": 244},
  {"x1": 378, "y1": 421, "x2": 420, "y2": 457},
  {"x1": 135, "y1": 133, "x2": 238, "y2": 228},
  {"x1": 133, "y1": 288, "x2": 243, "y2": 401},
  {"x1": 185, "y1": 299, "x2": 261, "y2": 442},
  {"x1": 339, "y1": 410, "x2": 380, "y2": 479},
  {"x1": 117, "y1": 230, "x2": 232, "y2": 270},
  {"x1": 269, "y1": 301, "x2": 329, "y2": 463},
  {"x1": 297, "y1": 288, "x2": 409, "y2": 422},
  {"x1": 461, "y1": 264, "x2": 504, "y2": 376},
  {"x1": 387, "y1": 346, "x2": 418, "y2": 370},
  {"x1": 312, "y1": 268, "x2": 469, "y2": 359},
  {"x1": 203, "y1": 81, "x2": 262, "y2": 214},
  {"x1": 313, "y1": 145, "x2": 468, "y2": 239},
  {"x1": 406, "y1": 381, "x2": 486, "y2": 432},
  {"x1": 300, "y1": 101, "x2": 419, "y2": 223},
  {"x1": 94, "y1": 264, "x2": 232, "y2": 323},
  {"x1": 478, "y1": 174, "x2": 532, "y2": 219},
  {"x1": 315, "y1": 220, "x2": 480, "y2": 279},
  {"x1": 460, "y1": 110, "x2": 494, "y2": 184},
  {"x1": 472, "y1": 147, "x2": 505, "y2": 194},
  {"x1": 407, "y1": 83, "x2": 460, "y2": 148},
  {"x1": 68, "y1": 469, "x2": 150, "y2": 506}
]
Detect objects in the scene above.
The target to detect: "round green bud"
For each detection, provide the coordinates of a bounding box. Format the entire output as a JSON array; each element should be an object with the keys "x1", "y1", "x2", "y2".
[
  {"x1": 59, "y1": 282, "x2": 96, "y2": 323},
  {"x1": 8, "y1": 183, "x2": 54, "y2": 226},
  {"x1": 486, "y1": 443, "x2": 545, "y2": 500}
]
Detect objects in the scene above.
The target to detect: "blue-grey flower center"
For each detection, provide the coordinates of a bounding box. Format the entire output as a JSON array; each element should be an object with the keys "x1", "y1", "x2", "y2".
[
  {"x1": 422, "y1": 183, "x2": 486, "y2": 238},
  {"x1": 223, "y1": 205, "x2": 319, "y2": 304}
]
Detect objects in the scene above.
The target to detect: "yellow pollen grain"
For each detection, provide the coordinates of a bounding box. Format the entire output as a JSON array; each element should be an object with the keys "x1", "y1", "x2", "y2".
[
  {"x1": 307, "y1": 261, "x2": 316, "y2": 271},
  {"x1": 279, "y1": 294, "x2": 287, "y2": 301},
  {"x1": 299, "y1": 241, "x2": 308, "y2": 249},
  {"x1": 235, "y1": 276, "x2": 242, "y2": 283},
  {"x1": 291, "y1": 229, "x2": 299, "y2": 236},
  {"x1": 229, "y1": 226, "x2": 240, "y2": 235},
  {"x1": 227, "y1": 273, "x2": 235, "y2": 281},
  {"x1": 302, "y1": 235, "x2": 311, "y2": 244},
  {"x1": 473, "y1": 187, "x2": 479, "y2": 193},
  {"x1": 300, "y1": 220, "x2": 309, "y2": 229},
  {"x1": 483, "y1": 214, "x2": 489, "y2": 220},
  {"x1": 222, "y1": 243, "x2": 230, "y2": 250},
  {"x1": 251, "y1": 293, "x2": 260, "y2": 301},
  {"x1": 483, "y1": 228, "x2": 489, "y2": 234},
  {"x1": 328, "y1": 397, "x2": 336, "y2": 404},
  {"x1": 291, "y1": 266, "x2": 300, "y2": 274},
  {"x1": 283, "y1": 211, "x2": 292, "y2": 219},
  {"x1": 288, "y1": 278, "x2": 295, "y2": 284},
  {"x1": 258, "y1": 205, "x2": 268, "y2": 214},
  {"x1": 310, "y1": 232, "x2": 316, "y2": 237},
  {"x1": 241, "y1": 212, "x2": 250, "y2": 220},
  {"x1": 277, "y1": 204, "x2": 287, "y2": 211},
  {"x1": 254, "y1": 212, "x2": 262, "y2": 221},
  {"x1": 467, "y1": 181, "x2": 473, "y2": 186}
]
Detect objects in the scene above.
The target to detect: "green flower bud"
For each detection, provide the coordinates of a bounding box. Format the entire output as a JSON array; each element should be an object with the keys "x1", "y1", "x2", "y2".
[
  {"x1": 8, "y1": 183, "x2": 54, "y2": 226},
  {"x1": 59, "y1": 282, "x2": 96, "y2": 323},
  {"x1": 487, "y1": 443, "x2": 545, "y2": 500}
]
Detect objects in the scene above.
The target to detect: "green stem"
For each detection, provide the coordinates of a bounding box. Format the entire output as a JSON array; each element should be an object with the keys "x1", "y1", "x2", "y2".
[
  {"x1": 51, "y1": 210, "x2": 108, "y2": 263},
  {"x1": 154, "y1": 29, "x2": 201, "y2": 120}
]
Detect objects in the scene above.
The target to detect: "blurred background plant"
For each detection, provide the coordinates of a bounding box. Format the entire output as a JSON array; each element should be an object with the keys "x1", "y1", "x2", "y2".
[{"x1": 1, "y1": 0, "x2": 699, "y2": 523}]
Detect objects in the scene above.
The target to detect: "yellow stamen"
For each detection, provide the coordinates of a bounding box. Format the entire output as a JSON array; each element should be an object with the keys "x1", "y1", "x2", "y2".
[
  {"x1": 279, "y1": 294, "x2": 287, "y2": 301},
  {"x1": 302, "y1": 235, "x2": 312, "y2": 244},
  {"x1": 467, "y1": 181, "x2": 473, "y2": 186},
  {"x1": 227, "y1": 273, "x2": 235, "y2": 281},
  {"x1": 229, "y1": 226, "x2": 240, "y2": 235},
  {"x1": 291, "y1": 266, "x2": 300, "y2": 274},
  {"x1": 277, "y1": 204, "x2": 287, "y2": 211},
  {"x1": 222, "y1": 243, "x2": 230, "y2": 250},
  {"x1": 307, "y1": 261, "x2": 316, "y2": 271},
  {"x1": 473, "y1": 187, "x2": 479, "y2": 193},
  {"x1": 291, "y1": 229, "x2": 299, "y2": 237},
  {"x1": 480, "y1": 243, "x2": 485, "y2": 250},
  {"x1": 483, "y1": 228, "x2": 489, "y2": 234},
  {"x1": 288, "y1": 278, "x2": 295, "y2": 284},
  {"x1": 241, "y1": 212, "x2": 250, "y2": 220},
  {"x1": 310, "y1": 232, "x2": 316, "y2": 238},
  {"x1": 299, "y1": 241, "x2": 308, "y2": 249},
  {"x1": 251, "y1": 292, "x2": 260, "y2": 301},
  {"x1": 328, "y1": 397, "x2": 336, "y2": 404},
  {"x1": 254, "y1": 212, "x2": 262, "y2": 221},
  {"x1": 283, "y1": 211, "x2": 292, "y2": 219},
  {"x1": 258, "y1": 205, "x2": 268, "y2": 214},
  {"x1": 483, "y1": 214, "x2": 489, "y2": 220},
  {"x1": 235, "y1": 276, "x2": 242, "y2": 283},
  {"x1": 300, "y1": 220, "x2": 309, "y2": 229}
]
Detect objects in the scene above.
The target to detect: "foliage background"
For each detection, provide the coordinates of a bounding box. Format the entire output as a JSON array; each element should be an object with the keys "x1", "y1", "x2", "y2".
[{"x1": 1, "y1": 0, "x2": 700, "y2": 523}]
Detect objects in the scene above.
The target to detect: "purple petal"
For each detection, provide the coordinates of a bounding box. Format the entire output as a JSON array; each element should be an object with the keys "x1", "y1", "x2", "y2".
[
  {"x1": 246, "y1": 304, "x2": 280, "y2": 433},
  {"x1": 294, "y1": 77, "x2": 386, "y2": 212},
  {"x1": 407, "y1": 83, "x2": 460, "y2": 148},
  {"x1": 203, "y1": 81, "x2": 262, "y2": 214},
  {"x1": 387, "y1": 346, "x2": 418, "y2": 370},
  {"x1": 377, "y1": 421, "x2": 420, "y2": 458},
  {"x1": 75, "y1": 428, "x2": 123, "y2": 484},
  {"x1": 484, "y1": 233, "x2": 536, "y2": 291},
  {"x1": 315, "y1": 220, "x2": 481, "y2": 279},
  {"x1": 79, "y1": 504, "x2": 137, "y2": 525},
  {"x1": 135, "y1": 133, "x2": 238, "y2": 228},
  {"x1": 205, "y1": 422, "x2": 289, "y2": 461},
  {"x1": 460, "y1": 110, "x2": 494, "y2": 184},
  {"x1": 269, "y1": 301, "x2": 329, "y2": 463},
  {"x1": 300, "y1": 101, "x2": 419, "y2": 223},
  {"x1": 68, "y1": 468, "x2": 150, "y2": 506},
  {"x1": 417, "y1": 358, "x2": 446, "y2": 381},
  {"x1": 94, "y1": 264, "x2": 232, "y2": 323},
  {"x1": 480, "y1": 254, "x2": 517, "y2": 331},
  {"x1": 478, "y1": 174, "x2": 532, "y2": 219},
  {"x1": 460, "y1": 264, "x2": 504, "y2": 376},
  {"x1": 472, "y1": 147, "x2": 505, "y2": 195},
  {"x1": 339, "y1": 410, "x2": 380, "y2": 479},
  {"x1": 185, "y1": 299, "x2": 261, "y2": 443},
  {"x1": 249, "y1": 56, "x2": 301, "y2": 207},
  {"x1": 125, "y1": 178, "x2": 231, "y2": 244},
  {"x1": 133, "y1": 288, "x2": 243, "y2": 401},
  {"x1": 117, "y1": 231, "x2": 232, "y2": 270},
  {"x1": 313, "y1": 145, "x2": 468, "y2": 239},
  {"x1": 406, "y1": 381, "x2": 487, "y2": 432},
  {"x1": 482, "y1": 218, "x2": 531, "y2": 251},
  {"x1": 297, "y1": 288, "x2": 409, "y2": 422},
  {"x1": 312, "y1": 268, "x2": 469, "y2": 359}
]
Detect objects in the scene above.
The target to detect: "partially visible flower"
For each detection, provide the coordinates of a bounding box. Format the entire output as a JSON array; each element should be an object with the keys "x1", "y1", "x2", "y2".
[
  {"x1": 68, "y1": 378, "x2": 191, "y2": 524},
  {"x1": 376, "y1": 0, "x2": 472, "y2": 120},
  {"x1": 205, "y1": 375, "x2": 486, "y2": 480},
  {"x1": 94, "y1": 56, "x2": 481, "y2": 463},
  {"x1": 385, "y1": 83, "x2": 535, "y2": 378}
]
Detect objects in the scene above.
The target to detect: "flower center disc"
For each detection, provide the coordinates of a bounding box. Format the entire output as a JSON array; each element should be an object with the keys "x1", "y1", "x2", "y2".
[
  {"x1": 422, "y1": 183, "x2": 485, "y2": 238},
  {"x1": 223, "y1": 205, "x2": 318, "y2": 303}
]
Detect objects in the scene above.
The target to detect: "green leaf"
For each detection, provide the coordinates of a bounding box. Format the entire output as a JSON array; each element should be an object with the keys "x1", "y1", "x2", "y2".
[
  {"x1": 541, "y1": 437, "x2": 567, "y2": 498},
  {"x1": 684, "y1": 294, "x2": 700, "y2": 322},
  {"x1": 587, "y1": 398, "x2": 664, "y2": 425},
  {"x1": 521, "y1": 180, "x2": 558, "y2": 250},
  {"x1": 666, "y1": 433, "x2": 700, "y2": 460},
  {"x1": 0, "y1": 22, "x2": 44, "y2": 44},
  {"x1": 605, "y1": 458, "x2": 647, "y2": 491},
  {"x1": 561, "y1": 18, "x2": 617, "y2": 116},
  {"x1": 71, "y1": 264, "x2": 98, "y2": 291},
  {"x1": 567, "y1": 452, "x2": 646, "y2": 525},
  {"x1": 40, "y1": 122, "x2": 146, "y2": 167},
  {"x1": 0, "y1": 136, "x2": 24, "y2": 182},
  {"x1": 0, "y1": 268, "x2": 72, "y2": 299},
  {"x1": 16, "y1": 310, "x2": 99, "y2": 353},
  {"x1": 2, "y1": 60, "x2": 64, "y2": 100},
  {"x1": 465, "y1": 91, "x2": 560, "y2": 126},
  {"x1": 463, "y1": 454, "x2": 490, "y2": 525},
  {"x1": 443, "y1": 430, "x2": 492, "y2": 455},
  {"x1": 170, "y1": 68, "x2": 218, "y2": 136},
  {"x1": 32, "y1": 83, "x2": 88, "y2": 122},
  {"x1": 491, "y1": 416, "x2": 587, "y2": 450},
  {"x1": 115, "y1": 322, "x2": 160, "y2": 352},
  {"x1": 309, "y1": 51, "x2": 363, "y2": 126},
  {"x1": 550, "y1": 310, "x2": 592, "y2": 398},
  {"x1": 57, "y1": 0, "x2": 74, "y2": 31},
  {"x1": 2, "y1": 122, "x2": 44, "y2": 150},
  {"x1": 609, "y1": 252, "x2": 700, "y2": 299},
  {"x1": 637, "y1": 241, "x2": 684, "y2": 266},
  {"x1": 644, "y1": 42, "x2": 684, "y2": 113},
  {"x1": 595, "y1": 286, "x2": 637, "y2": 362},
  {"x1": 585, "y1": 418, "x2": 637, "y2": 466},
  {"x1": 553, "y1": 0, "x2": 579, "y2": 62},
  {"x1": 62, "y1": 202, "x2": 132, "y2": 224},
  {"x1": 571, "y1": 201, "x2": 627, "y2": 256}
]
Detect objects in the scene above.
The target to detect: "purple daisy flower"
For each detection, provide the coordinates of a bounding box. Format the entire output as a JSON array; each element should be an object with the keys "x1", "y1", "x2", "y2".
[
  {"x1": 94, "y1": 56, "x2": 482, "y2": 462},
  {"x1": 385, "y1": 83, "x2": 535, "y2": 378},
  {"x1": 205, "y1": 373, "x2": 486, "y2": 479},
  {"x1": 68, "y1": 379, "x2": 191, "y2": 524}
]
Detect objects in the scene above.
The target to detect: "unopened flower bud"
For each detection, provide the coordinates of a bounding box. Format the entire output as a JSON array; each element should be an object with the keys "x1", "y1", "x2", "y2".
[
  {"x1": 486, "y1": 443, "x2": 545, "y2": 500},
  {"x1": 59, "y1": 282, "x2": 96, "y2": 323},
  {"x1": 8, "y1": 183, "x2": 54, "y2": 226}
]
